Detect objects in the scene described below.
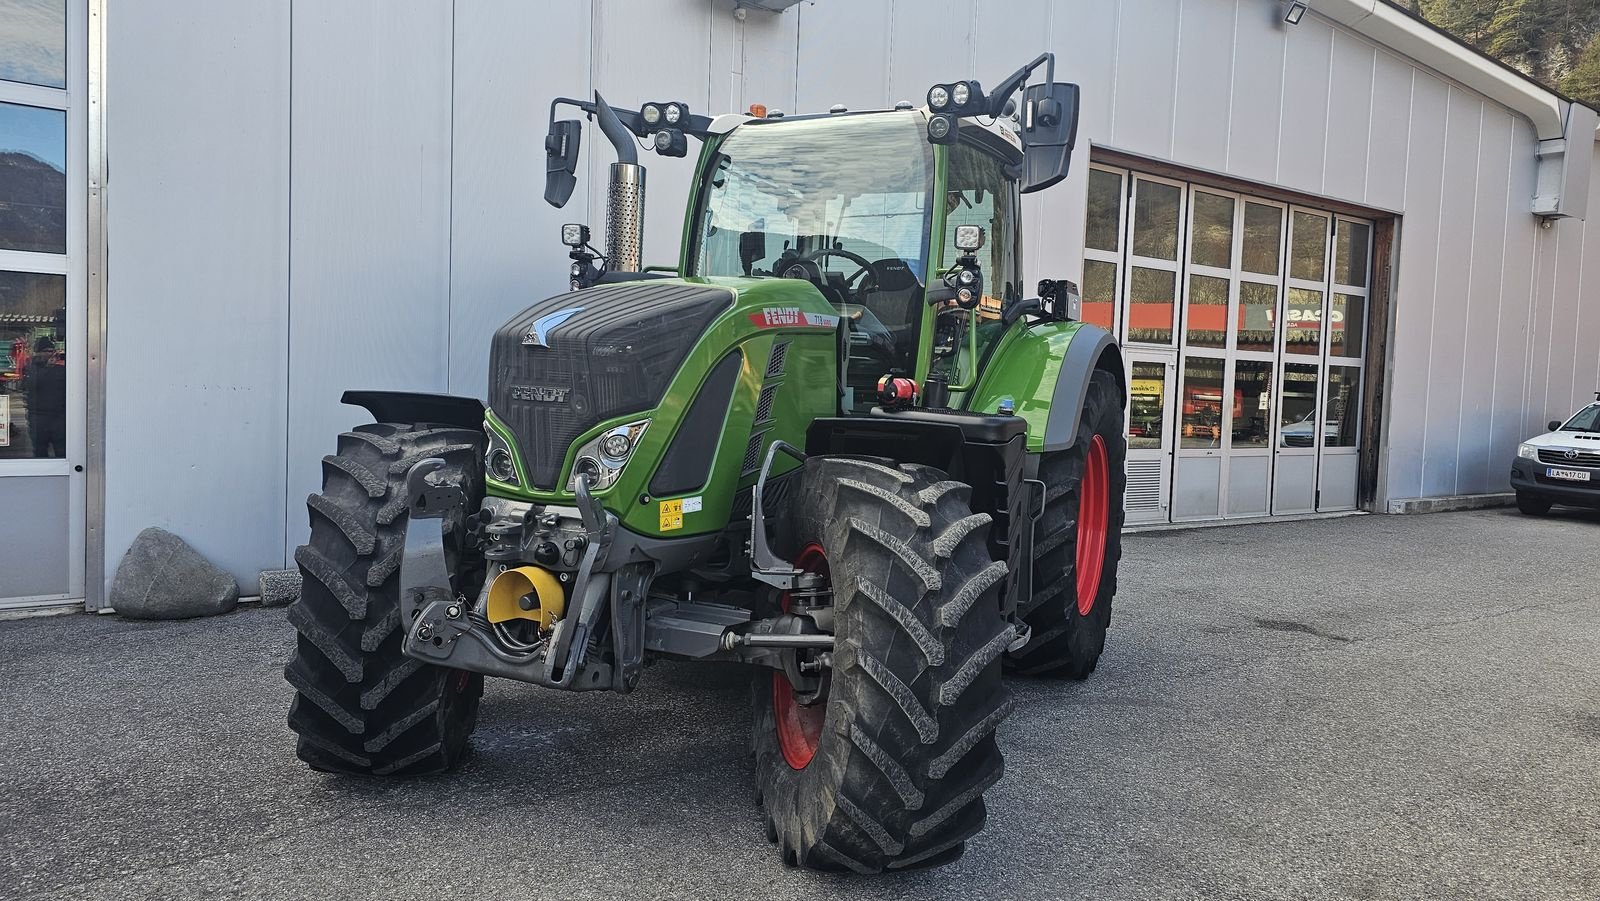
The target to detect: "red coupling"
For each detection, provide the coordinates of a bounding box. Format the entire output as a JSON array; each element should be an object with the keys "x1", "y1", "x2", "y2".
[{"x1": 876, "y1": 375, "x2": 919, "y2": 408}]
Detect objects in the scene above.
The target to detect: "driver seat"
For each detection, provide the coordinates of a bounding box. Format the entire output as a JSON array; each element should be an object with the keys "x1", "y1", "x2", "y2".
[{"x1": 863, "y1": 258, "x2": 925, "y2": 357}]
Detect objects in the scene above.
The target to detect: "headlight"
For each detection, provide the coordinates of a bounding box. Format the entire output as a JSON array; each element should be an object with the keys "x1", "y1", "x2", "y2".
[
  {"x1": 1517, "y1": 444, "x2": 1538, "y2": 460},
  {"x1": 952, "y1": 81, "x2": 970, "y2": 107},
  {"x1": 485, "y1": 424, "x2": 522, "y2": 486},
  {"x1": 663, "y1": 102, "x2": 682, "y2": 125},
  {"x1": 641, "y1": 103, "x2": 661, "y2": 126},
  {"x1": 928, "y1": 85, "x2": 949, "y2": 110},
  {"x1": 567, "y1": 419, "x2": 650, "y2": 492}
]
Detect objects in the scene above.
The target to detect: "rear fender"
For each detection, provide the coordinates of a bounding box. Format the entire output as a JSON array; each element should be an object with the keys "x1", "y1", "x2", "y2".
[{"x1": 965, "y1": 321, "x2": 1124, "y2": 452}]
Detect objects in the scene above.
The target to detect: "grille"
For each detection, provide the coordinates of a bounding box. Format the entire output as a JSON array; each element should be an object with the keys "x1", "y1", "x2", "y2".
[
  {"x1": 489, "y1": 282, "x2": 732, "y2": 488},
  {"x1": 1538, "y1": 448, "x2": 1600, "y2": 467},
  {"x1": 765, "y1": 341, "x2": 789, "y2": 379},
  {"x1": 743, "y1": 431, "x2": 768, "y2": 475},
  {"x1": 1126, "y1": 460, "x2": 1163, "y2": 510},
  {"x1": 755, "y1": 384, "x2": 778, "y2": 424}
]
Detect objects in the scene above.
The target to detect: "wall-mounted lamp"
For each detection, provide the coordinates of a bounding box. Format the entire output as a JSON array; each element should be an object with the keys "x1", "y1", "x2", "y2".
[{"x1": 1283, "y1": 1, "x2": 1308, "y2": 24}]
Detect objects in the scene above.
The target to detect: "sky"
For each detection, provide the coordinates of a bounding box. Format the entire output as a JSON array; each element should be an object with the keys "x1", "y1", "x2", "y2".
[
  {"x1": 0, "y1": 101, "x2": 64, "y2": 171},
  {"x1": 0, "y1": 0, "x2": 66, "y2": 89}
]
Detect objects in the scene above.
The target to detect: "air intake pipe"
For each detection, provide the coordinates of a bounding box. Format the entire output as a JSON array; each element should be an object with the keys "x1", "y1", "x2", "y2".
[{"x1": 593, "y1": 92, "x2": 645, "y2": 272}]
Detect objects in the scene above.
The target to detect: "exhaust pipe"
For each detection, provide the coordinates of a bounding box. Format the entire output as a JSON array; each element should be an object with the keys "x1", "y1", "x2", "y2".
[{"x1": 593, "y1": 93, "x2": 645, "y2": 273}]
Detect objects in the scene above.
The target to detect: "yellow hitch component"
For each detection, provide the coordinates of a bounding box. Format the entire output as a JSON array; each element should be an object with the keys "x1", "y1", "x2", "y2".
[{"x1": 485, "y1": 565, "x2": 566, "y2": 629}]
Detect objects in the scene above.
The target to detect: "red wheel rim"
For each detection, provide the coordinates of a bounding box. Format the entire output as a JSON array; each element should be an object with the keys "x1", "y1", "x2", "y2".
[
  {"x1": 1075, "y1": 434, "x2": 1110, "y2": 617},
  {"x1": 773, "y1": 542, "x2": 829, "y2": 770}
]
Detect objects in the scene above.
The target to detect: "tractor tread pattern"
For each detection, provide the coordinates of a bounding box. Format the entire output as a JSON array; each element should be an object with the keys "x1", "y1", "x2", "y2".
[
  {"x1": 284, "y1": 422, "x2": 485, "y2": 778},
  {"x1": 754, "y1": 456, "x2": 1014, "y2": 873}
]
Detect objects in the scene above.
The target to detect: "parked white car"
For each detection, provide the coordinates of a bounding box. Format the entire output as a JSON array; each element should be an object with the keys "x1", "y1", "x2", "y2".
[{"x1": 1511, "y1": 399, "x2": 1600, "y2": 515}]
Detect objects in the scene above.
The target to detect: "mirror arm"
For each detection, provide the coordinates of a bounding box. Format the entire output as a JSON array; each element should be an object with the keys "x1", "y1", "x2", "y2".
[{"x1": 982, "y1": 52, "x2": 1054, "y2": 117}]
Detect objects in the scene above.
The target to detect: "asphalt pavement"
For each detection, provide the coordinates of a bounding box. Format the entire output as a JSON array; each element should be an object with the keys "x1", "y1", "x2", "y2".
[{"x1": 2, "y1": 506, "x2": 1597, "y2": 900}]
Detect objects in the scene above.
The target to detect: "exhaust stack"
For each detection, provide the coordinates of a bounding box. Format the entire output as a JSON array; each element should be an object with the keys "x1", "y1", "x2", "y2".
[{"x1": 593, "y1": 93, "x2": 645, "y2": 273}]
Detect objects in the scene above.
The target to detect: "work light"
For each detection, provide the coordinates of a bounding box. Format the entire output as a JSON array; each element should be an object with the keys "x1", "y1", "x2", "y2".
[
  {"x1": 653, "y1": 128, "x2": 688, "y2": 157},
  {"x1": 954, "y1": 225, "x2": 986, "y2": 252},
  {"x1": 561, "y1": 223, "x2": 589, "y2": 247},
  {"x1": 927, "y1": 114, "x2": 958, "y2": 144},
  {"x1": 641, "y1": 103, "x2": 661, "y2": 125},
  {"x1": 663, "y1": 102, "x2": 682, "y2": 125},
  {"x1": 928, "y1": 85, "x2": 950, "y2": 110}
]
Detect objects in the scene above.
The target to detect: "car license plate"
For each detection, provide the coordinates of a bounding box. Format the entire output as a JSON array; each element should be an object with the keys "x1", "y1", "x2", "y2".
[{"x1": 1546, "y1": 467, "x2": 1591, "y2": 482}]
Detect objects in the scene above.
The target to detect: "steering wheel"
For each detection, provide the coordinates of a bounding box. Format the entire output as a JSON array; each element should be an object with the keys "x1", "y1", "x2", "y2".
[{"x1": 779, "y1": 248, "x2": 879, "y2": 303}]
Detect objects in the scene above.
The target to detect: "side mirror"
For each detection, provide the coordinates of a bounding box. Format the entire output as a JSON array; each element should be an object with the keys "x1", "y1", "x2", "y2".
[
  {"x1": 1018, "y1": 82, "x2": 1079, "y2": 194},
  {"x1": 544, "y1": 119, "x2": 582, "y2": 208},
  {"x1": 1548, "y1": 420, "x2": 1563, "y2": 431}
]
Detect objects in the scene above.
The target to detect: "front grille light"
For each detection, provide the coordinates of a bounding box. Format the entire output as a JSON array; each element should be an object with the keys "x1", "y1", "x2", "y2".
[
  {"x1": 486, "y1": 424, "x2": 521, "y2": 486},
  {"x1": 567, "y1": 419, "x2": 650, "y2": 492}
]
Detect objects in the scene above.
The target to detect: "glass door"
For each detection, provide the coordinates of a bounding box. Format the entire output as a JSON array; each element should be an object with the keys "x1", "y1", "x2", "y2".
[
  {"x1": 0, "y1": 0, "x2": 84, "y2": 607},
  {"x1": 1124, "y1": 350, "x2": 1175, "y2": 525},
  {"x1": 1271, "y1": 208, "x2": 1331, "y2": 515}
]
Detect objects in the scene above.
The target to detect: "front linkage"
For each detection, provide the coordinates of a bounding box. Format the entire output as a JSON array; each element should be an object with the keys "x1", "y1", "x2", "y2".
[{"x1": 397, "y1": 443, "x2": 836, "y2": 696}]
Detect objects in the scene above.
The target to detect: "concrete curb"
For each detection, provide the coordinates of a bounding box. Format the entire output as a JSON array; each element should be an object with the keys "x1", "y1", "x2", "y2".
[{"x1": 1386, "y1": 493, "x2": 1515, "y2": 514}]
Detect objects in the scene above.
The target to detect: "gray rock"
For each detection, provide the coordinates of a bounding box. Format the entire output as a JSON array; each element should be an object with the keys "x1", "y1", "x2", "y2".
[
  {"x1": 257, "y1": 568, "x2": 302, "y2": 608},
  {"x1": 110, "y1": 527, "x2": 240, "y2": 619}
]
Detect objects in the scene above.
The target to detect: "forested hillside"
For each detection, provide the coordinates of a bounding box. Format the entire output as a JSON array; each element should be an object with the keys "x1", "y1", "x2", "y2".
[{"x1": 1403, "y1": 0, "x2": 1600, "y2": 105}]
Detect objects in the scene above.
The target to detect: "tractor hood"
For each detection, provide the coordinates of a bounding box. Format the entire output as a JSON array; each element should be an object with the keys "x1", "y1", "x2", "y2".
[
  {"x1": 490, "y1": 282, "x2": 734, "y2": 489},
  {"x1": 485, "y1": 277, "x2": 841, "y2": 538}
]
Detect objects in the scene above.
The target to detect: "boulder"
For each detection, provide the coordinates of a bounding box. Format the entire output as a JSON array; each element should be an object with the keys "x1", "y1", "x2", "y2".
[
  {"x1": 110, "y1": 527, "x2": 240, "y2": 619},
  {"x1": 257, "y1": 568, "x2": 302, "y2": 608}
]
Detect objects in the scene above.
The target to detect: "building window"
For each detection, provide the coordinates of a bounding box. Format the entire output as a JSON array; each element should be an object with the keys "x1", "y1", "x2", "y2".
[{"x1": 0, "y1": 0, "x2": 67, "y2": 88}]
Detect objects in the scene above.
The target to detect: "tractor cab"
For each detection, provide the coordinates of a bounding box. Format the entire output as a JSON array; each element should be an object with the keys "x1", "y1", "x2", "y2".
[
  {"x1": 545, "y1": 53, "x2": 1080, "y2": 412},
  {"x1": 689, "y1": 108, "x2": 1032, "y2": 413}
]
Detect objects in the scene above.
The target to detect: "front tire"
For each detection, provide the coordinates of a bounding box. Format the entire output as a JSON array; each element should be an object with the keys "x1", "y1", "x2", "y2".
[
  {"x1": 1008, "y1": 368, "x2": 1127, "y2": 678},
  {"x1": 1516, "y1": 491, "x2": 1552, "y2": 516},
  {"x1": 752, "y1": 457, "x2": 1015, "y2": 872},
  {"x1": 284, "y1": 422, "x2": 486, "y2": 776}
]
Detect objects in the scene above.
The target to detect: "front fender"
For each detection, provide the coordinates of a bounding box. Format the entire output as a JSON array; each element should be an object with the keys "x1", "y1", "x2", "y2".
[{"x1": 964, "y1": 320, "x2": 1124, "y2": 452}]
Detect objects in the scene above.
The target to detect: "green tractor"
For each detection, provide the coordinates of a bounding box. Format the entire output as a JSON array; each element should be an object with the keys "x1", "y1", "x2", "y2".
[{"x1": 285, "y1": 53, "x2": 1127, "y2": 872}]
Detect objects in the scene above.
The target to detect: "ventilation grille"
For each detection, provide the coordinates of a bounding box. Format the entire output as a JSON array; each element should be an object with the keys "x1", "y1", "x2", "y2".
[
  {"x1": 755, "y1": 384, "x2": 778, "y2": 424},
  {"x1": 765, "y1": 341, "x2": 789, "y2": 379},
  {"x1": 1538, "y1": 448, "x2": 1600, "y2": 466},
  {"x1": 1126, "y1": 460, "x2": 1164, "y2": 511},
  {"x1": 743, "y1": 431, "x2": 768, "y2": 475}
]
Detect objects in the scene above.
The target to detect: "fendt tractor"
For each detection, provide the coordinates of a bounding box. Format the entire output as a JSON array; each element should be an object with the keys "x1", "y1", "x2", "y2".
[{"x1": 284, "y1": 53, "x2": 1129, "y2": 872}]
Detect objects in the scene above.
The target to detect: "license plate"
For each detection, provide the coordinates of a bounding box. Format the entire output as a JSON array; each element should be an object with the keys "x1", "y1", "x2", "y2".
[{"x1": 1546, "y1": 467, "x2": 1591, "y2": 482}]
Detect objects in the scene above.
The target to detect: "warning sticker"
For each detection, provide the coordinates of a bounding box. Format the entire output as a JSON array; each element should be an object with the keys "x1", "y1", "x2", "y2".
[
  {"x1": 659, "y1": 498, "x2": 684, "y2": 531},
  {"x1": 683, "y1": 496, "x2": 703, "y2": 513},
  {"x1": 0, "y1": 395, "x2": 8, "y2": 447}
]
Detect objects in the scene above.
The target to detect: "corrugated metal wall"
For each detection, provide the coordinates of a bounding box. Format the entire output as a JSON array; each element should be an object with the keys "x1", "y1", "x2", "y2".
[{"x1": 104, "y1": 0, "x2": 1600, "y2": 591}]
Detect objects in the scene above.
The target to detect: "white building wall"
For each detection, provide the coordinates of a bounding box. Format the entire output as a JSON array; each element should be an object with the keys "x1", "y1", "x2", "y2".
[{"x1": 102, "y1": 0, "x2": 1600, "y2": 594}]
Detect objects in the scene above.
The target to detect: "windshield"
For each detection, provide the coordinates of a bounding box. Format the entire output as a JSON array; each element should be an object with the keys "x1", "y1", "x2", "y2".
[
  {"x1": 1561, "y1": 403, "x2": 1600, "y2": 432},
  {"x1": 692, "y1": 112, "x2": 933, "y2": 280}
]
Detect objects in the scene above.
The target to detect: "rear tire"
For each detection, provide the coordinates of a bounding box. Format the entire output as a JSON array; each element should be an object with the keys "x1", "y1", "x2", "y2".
[
  {"x1": 1008, "y1": 368, "x2": 1127, "y2": 678},
  {"x1": 752, "y1": 456, "x2": 1015, "y2": 872},
  {"x1": 1516, "y1": 491, "x2": 1552, "y2": 516},
  {"x1": 284, "y1": 422, "x2": 486, "y2": 776}
]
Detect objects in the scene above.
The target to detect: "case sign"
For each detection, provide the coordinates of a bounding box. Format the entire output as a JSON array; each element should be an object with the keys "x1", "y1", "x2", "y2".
[{"x1": 0, "y1": 394, "x2": 9, "y2": 447}]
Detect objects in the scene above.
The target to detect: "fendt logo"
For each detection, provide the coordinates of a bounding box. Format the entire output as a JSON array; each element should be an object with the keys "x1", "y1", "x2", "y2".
[
  {"x1": 748, "y1": 307, "x2": 841, "y2": 329},
  {"x1": 522, "y1": 307, "x2": 585, "y2": 348},
  {"x1": 510, "y1": 385, "x2": 571, "y2": 403}
]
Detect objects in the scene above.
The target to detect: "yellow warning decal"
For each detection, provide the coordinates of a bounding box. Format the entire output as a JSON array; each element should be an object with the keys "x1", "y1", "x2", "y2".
[{"x1": 659, "y1": 499, "x2": 684, "y2": 531}]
